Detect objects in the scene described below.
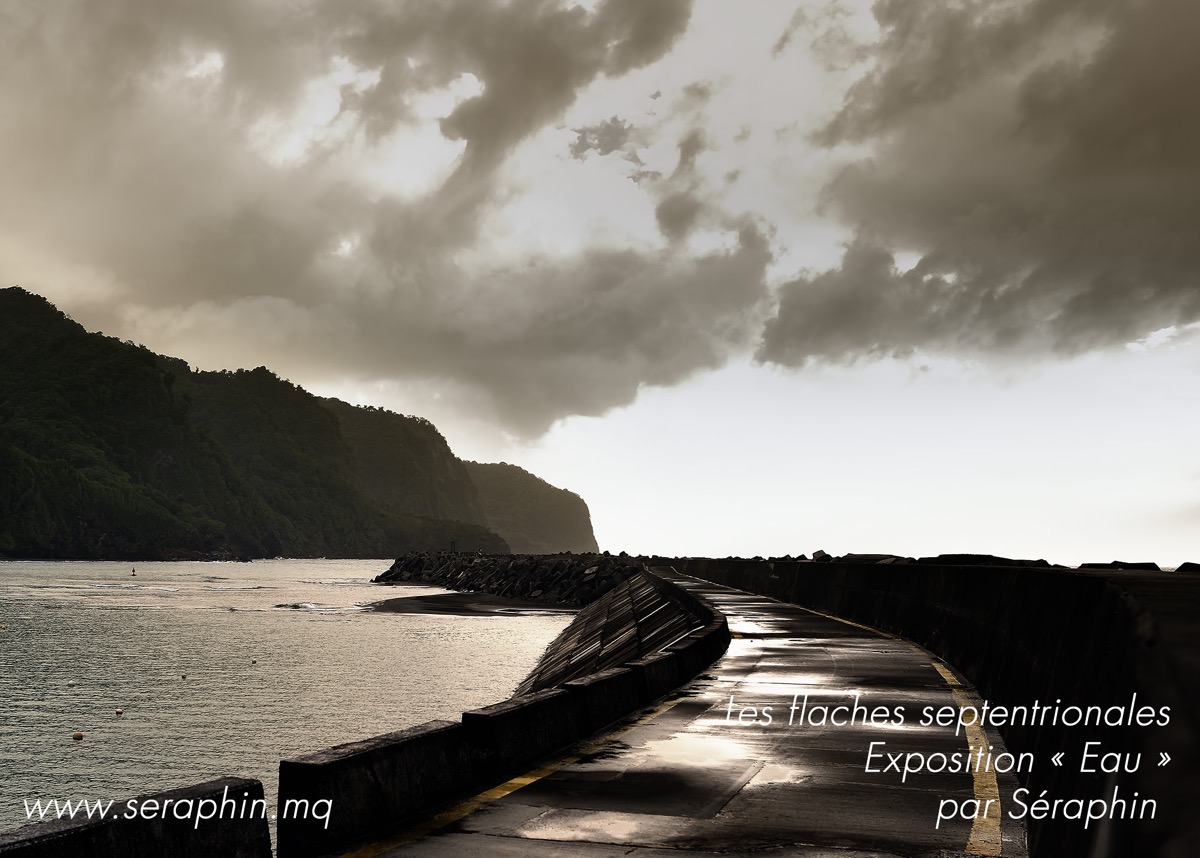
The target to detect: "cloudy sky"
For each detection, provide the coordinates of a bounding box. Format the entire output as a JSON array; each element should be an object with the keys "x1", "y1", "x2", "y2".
[{"x1": 4, "y1": 0, "x2": 1198, "y2": 565}]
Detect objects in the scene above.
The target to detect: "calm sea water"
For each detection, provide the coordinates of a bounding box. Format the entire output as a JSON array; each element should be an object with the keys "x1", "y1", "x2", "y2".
[{"x1": 0, "y1": 559, "x2": 571, "y2": 833}]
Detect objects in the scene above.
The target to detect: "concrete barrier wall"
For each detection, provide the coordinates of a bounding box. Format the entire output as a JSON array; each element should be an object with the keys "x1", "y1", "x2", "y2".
[
  {"x1": 670, "y1": 557, "x2": 1200, "y2": 858},
  {"x1": 275, "y1": 720, "x2": 476, "y2": 858},
  {"x1": 275, "y1": 567, "x2": 730, "y2": 857},
  {"x1": 563, "y1": 666, "x2": 645, "y2": 734},
  {"x1": 462, "y1": 688, "x2": 581, "y2": 781},
  {"x1": 0, "y1": 778, "x2": 272, "y2": 858},
  {"x1": 625, "y1": 651, "x2": 684, "y2": 702}
]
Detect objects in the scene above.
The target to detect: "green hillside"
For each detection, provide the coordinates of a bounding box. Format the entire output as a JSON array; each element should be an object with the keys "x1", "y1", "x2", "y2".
[
  {"x1": 464, "y1": 461, "x2": 600, "y2": 554},
  {"x1": 320, "y1": 398, "x2": 486, "y2": 526},
  {"x1": 0, "y1": 287, "x2": 505, "y2": 559}
]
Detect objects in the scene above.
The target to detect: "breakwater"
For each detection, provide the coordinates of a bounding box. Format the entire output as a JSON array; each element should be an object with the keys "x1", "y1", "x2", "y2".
[
  {"x1": 669, "y1": 556, "x2": 1200, "y2": 858},
  {"x1": 275, "y1": 565, "x2": 728, "y2": 857},
  {"x1": 374, "y1": 551, "x2": 643, "y2": 606}
]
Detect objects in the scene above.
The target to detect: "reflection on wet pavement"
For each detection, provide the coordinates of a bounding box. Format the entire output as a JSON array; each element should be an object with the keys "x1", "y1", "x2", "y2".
[{"x1": 369, "y1": 570, "x2": 1029, "y2": 858}]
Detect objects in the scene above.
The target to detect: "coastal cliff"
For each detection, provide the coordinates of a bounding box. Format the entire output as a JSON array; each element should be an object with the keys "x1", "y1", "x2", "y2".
[
  {"x1": 464, "y1": 461, "x2": 601, "y2": 554},
  {"x1": 0, "y1": 287, "x2": 595, "y2": 560}
]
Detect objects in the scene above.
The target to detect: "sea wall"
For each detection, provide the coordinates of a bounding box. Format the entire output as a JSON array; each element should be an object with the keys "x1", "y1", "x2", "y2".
[
  {"x1": 275, "y1": 567, "x2": 729, "y2": 858},
  {"x1": 0, "y1": 778, "x2": 272, "y2": 858},
  {"x1": 374, "y1": 551, "x2": 643, "y2": 606},
  {"x1": 669, "y1": 557, "x2": 1200, "y2": 858}
]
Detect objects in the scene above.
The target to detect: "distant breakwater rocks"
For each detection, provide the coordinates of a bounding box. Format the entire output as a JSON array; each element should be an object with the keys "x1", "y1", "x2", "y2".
[
  {"x1": 716, "y1": 551, "x2": 1178, "y2": 571},
  {"x1": 373, "y1": 552, "x2": 645, "y2": 606}
]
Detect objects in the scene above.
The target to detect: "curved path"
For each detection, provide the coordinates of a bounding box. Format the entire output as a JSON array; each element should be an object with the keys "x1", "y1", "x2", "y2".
[{"x1": 345, "y1": 570, "x2": 1029, "y2": 857}]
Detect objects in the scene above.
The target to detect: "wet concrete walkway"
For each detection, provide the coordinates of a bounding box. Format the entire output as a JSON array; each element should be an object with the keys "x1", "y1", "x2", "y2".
[{"x1": 345, "y1": 571, "x2": 1029, "y2": 857}]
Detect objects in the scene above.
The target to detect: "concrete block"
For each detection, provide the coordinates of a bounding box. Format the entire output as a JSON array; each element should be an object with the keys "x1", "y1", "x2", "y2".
[
  {"x1": 0, "y1": 777, "x2": 271, "y2": 858},
  {"x1": 564, "y1": 667, "x2": 643, "y2": 733},
  {"x1": 461, "y1": 689, "x2": 581, "y2": 779},
  {"x1": 276, "y1": 720, "x2": 475, "y2": 858},
  {"x1": 624, "y1": 651, "x2": 683, "y2": 702}
]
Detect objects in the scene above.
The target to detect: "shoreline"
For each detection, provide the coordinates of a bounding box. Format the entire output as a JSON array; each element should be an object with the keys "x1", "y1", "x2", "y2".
[{"x1": 369, "y1": 590, "x2": 576, "y2": 617}]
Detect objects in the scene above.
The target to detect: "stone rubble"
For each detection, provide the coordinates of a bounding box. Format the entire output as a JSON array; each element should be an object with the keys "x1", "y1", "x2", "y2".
[{"x1": 373, "y1": 552, "x2": 646, "y2": 606}]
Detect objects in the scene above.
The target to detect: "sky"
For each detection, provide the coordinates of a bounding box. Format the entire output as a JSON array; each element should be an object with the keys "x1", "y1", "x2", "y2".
[{"x1": 3, "y1": 0, "x2": 1198, "y2": 565}]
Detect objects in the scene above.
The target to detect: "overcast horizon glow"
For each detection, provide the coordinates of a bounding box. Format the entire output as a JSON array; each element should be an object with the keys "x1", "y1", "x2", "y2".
[{"x1": 4, "y1": 0, "x2": 1198, "y2": 565}]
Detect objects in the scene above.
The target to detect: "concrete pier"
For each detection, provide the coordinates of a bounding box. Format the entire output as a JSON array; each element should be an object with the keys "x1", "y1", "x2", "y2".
[
  {"x1": 276, "y1": 570, "x2": 728, "y2": 857},
  {"x1": 11, "y1": 557, "x2": 1192, "y2": 857},
  {"x1": 341, "y1": 572, "x2": 1029, "y2": 857}
]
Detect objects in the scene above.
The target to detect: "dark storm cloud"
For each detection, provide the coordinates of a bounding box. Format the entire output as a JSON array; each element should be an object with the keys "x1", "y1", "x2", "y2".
[
  {"x1": 655, "y1": 192, "x2": 705, "y2": 243},
  {"x1": 680, "y1": 81, "x2": 714, "y2": 105},
  {"x1": 425, "y1": 223, "x2": 773, "y2": 435},
  {"x1": 772, "y1": 8, "x2": 808, "y2": 57},
  {"x1": 760, "y1": 0, "x2": 1200, "y2": 367},
  {"x1": 772, "y1": 3, "x2": 864, "y2": 69},
  {"x1": 760, "y1": 236, "x2": 1026, "y2": 366},
  {"x1": 570, "y1": 116, "x2": 636, "y2": 159},
  {"x1": 673, "y1": 128, "x2": 708, "y2": 176},
  {"x1": 0, "y1": 0, "x2": 765, "y2": 437},
  {"x1": 650, "y1": 129, "x2": 710, "y2": 243}
]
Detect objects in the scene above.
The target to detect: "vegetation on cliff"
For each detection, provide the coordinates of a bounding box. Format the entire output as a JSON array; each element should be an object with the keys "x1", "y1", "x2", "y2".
[
  {"x1": 464, "y1": 461, "x2": 600, "y2": 554},
  {"x1": 0, "y1": 288, "x2": 519, "y2": 558}
]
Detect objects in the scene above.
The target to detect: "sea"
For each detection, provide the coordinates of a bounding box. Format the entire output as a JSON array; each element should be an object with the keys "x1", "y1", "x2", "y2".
[{"x1": 0, "y1": 559, "x2": 572, "y2": 834}]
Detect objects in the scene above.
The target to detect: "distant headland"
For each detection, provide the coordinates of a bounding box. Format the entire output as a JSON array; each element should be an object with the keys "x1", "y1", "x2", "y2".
[{"x1": 0, "y1": 287, "x2": 599, "y2": 560}]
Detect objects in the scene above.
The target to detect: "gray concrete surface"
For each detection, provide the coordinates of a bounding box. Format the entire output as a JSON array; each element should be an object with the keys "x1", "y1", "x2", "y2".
[
  {"x1": 342, "y1": 572, "x2": 1028, "y2": 858},
  {"x1": 674, "y1": 556, "x2": 1200, "y2": 856},
  {"x1": 279, "y1": 570, "x2": 725, "y2": 857}
]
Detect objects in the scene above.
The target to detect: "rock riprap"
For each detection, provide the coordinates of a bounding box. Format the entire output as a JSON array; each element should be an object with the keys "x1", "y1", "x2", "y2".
[{"x1": 373, "y1": 552, "x2": 644, "y2": 606}]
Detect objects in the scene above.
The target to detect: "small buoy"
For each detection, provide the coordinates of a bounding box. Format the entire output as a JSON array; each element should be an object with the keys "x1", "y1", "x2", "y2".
[
  {"x1": 181, "y1": 674, "x2": 186, "y2": 679},
  {"x1": 251, "y1": 659, "x2": 257, "y2": 664},
  {"x1": 131, "y1": 568, "x2": 136, "y2": 577},
  {"x1": 72, "y1": 732, "x2": 84, "y2": 741},
  {"x1": 67, "y1": 680, "x2": 77, "y2": 687},
  {"x1": 115, "y1": 708, "x2": 124, "y2": 716}
]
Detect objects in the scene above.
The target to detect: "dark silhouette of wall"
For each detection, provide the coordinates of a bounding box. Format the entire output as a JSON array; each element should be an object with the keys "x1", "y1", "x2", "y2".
[
  {"x1": 0, "y1": 778, "x2": 272, "y2": 858},
  {"x1": 669, "y1": 557, "x2": 1200, "y2": 858}
]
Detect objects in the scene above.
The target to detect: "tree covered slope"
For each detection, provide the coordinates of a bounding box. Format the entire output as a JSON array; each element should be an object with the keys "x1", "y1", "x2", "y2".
[
  {"x1": 464, "y1": 461, "x2": 600, "y2": 554},
  {"x1": 0, "y1": 287, "x2": 599, "y2": 560}
]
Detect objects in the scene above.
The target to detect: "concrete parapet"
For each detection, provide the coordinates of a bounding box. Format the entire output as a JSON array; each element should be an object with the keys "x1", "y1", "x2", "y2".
[
  {"x1": 667, "y1": 632, "x2": 711, "y2": 678},
  {"x1": 461, "y1": 689, "x2": 582, "y2": 780},
  {"x1": 276, "y1": 720, "x2": 475, "y2": 858},
  {"x1": 564, "y1": 666, "x2": 645, "y2": 733},
  {"x1": 274, "y1": 565, "x2": 731, "y2": 857},
  {"x1": 0, "y1": 777, "x2": 272, "y2": 858},
  {"x1": 624, "y1": 651, "x2": 684, "y2": 701}
]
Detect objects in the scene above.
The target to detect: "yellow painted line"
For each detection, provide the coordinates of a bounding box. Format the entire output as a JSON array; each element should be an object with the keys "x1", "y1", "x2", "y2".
[
  {"x1": 339, "y1": 695, "x2": 689, "y2": 857},
  {"x1": 775, "y1": 603, "x2": 1004, "y2": 856},
  {"x1": 932, "y1": 663, "x2": 1003, "y2": 856}
]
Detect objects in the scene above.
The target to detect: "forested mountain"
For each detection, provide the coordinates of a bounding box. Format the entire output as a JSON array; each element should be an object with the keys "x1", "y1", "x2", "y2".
[
  {"x1": 165, "y1": 364, "x2": 508, "y2": 558},
  {"x1": 0, "y1": 286, "x2": 587, "y2": 559},
  {"x1": 464, "y1": 461, "x2": 600, "y2": 554},
  {"x1": 1, "y1": 289, "x2": 275, "y2": 558},
  {"x1": 320, "y1": 398, "x2": 486, "y2": 526}
]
